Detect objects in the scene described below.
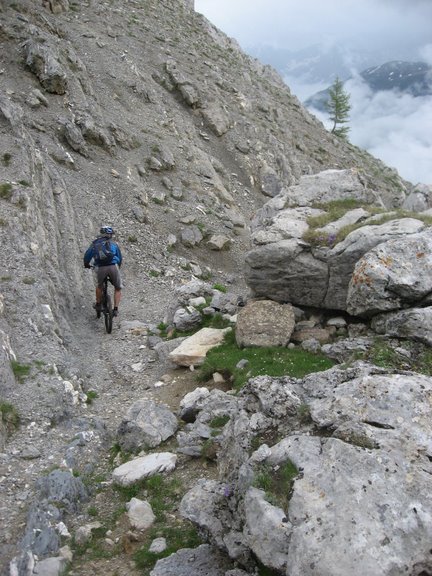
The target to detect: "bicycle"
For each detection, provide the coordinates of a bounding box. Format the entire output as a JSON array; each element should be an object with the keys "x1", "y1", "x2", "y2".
[
  {"x1": 90, "y1": 266, "x2": 114, "y2": 334},
  {"x1": 97, "y1": 275, "x2": 114, "y2": 334}
]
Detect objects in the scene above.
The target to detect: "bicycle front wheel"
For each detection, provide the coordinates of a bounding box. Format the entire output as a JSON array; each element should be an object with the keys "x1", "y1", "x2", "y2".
[{"x1": 104, "y1": 293, "x2": 113, "y2": 334}]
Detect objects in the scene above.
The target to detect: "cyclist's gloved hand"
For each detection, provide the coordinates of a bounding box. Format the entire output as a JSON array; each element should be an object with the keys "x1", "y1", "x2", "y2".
[{"x1": 84, "y1": 262, "x2": 91, "y2": 269}]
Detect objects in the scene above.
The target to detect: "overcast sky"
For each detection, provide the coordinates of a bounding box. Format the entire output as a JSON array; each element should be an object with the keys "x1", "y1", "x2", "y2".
[
  {"x1": 195, "y1": 0, "x2": 432, "y2": 60},
  {"x1": 195, "y1": 0, "x2": 432, "y2": 185}
]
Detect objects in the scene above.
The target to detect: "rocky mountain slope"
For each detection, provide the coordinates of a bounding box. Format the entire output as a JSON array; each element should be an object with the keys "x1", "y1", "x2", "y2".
[{"x1": 0, "y1": 1, "x2": 421, "y2": 575}]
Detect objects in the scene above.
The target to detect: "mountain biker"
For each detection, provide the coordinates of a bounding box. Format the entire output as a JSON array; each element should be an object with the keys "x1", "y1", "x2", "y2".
[{"x1": 83, "y1": 226, "x2": 123, "y2": 317}]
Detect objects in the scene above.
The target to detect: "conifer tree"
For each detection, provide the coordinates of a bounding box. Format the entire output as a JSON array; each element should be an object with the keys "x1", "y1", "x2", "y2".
[{"x1": 325, "y1": 77, "x2": 351, "y2": 139}]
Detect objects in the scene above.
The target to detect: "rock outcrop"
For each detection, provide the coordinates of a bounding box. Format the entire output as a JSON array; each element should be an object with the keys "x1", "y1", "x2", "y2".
[{"x1": 180, "y1": 363, "x2": 432, "y2": 576}]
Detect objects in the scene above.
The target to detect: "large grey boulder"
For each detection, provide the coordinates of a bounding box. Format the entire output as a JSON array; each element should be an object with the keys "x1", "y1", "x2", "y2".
[
  {"x1": 402, "y1": 183, "x2": 432, "y2": 212},
  {"x1": 246, "y1": 217, "x2": 426, "y2": 311},
  {"x1": 371, "y1": 307, "x2": 432, "y2": 346},
  {"x1": 201, "y1": 102, "x2": 231, "y2": 136},
  {"x1": 37, "y1": 470, "x2": 89, "y2": 513},
  {"x1": 32, "y1": 556, "x2": 67, "y2": 576},
  {"x1": 245, "y1": 168, "x2": 421, "y2": 311},
  {"x1": 112, "y1": 453, "x2": 177, "y2": 486},
  {"x1": 24, "y1": 41, "x2": 68, "y2": 94},
  {"x1": 277, "y1": 168, "x2": 376, "y2": 208},
  {"x1": 235, "y1": 300, "x2": 296, "y2": 347},
  {"x1": 169, "y1": 327, "x2": 232, "y2": 367},
  {"x1": 324, "y1": 217, "x2": 425, "y2": 310},
  {"x1": 150, "y1": 544, "x2": 236, "y2": 576},
  {"x1": 347, "y1": 230, "x2": 432, "y2": 317},
  {"x1": 177, "y1": 389, "x2": 238, "y2": 457},
  {"x1": 126, "y1": 497, "x2": 156, "y2": 531},
  {"x1": 245, "y1": 239, "x2": 329, "y2": 307},
  {"x1": 117, "y1": 399, "x2": 178, "y2": 453}
]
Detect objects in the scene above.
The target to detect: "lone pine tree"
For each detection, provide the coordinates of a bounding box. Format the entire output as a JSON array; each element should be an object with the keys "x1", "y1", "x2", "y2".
[{"x1": 326, "y1": 77, "x2": 351, "y2": 139}]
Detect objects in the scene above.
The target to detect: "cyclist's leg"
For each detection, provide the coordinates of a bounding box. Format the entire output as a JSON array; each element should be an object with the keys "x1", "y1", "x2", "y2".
[
  {"x1": 95, "y1": 267, "x2": 109, "y2": 307},
  {"x1": 108, "y1": 265, "x2": 122, "y2": 311},
  {"x1": 95, "y1": 285, "x2": 103, "y2": 306},
  {"x1": 114, "y1": 288, "x2": 121, "y2": 307}
]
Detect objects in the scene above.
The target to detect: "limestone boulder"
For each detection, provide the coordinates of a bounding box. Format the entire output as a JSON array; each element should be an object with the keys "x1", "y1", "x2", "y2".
[
  {"x1": 112, "y1": 453, "x2": 177, "y2": 486},
  {"x1": 150, "y1": 543, "x2": 236, "y2": 576},
  {"x1": 201, "y1": 102, "x2": 231, "y2": 136},
  {"x1": 169, "y1": 327, "x2": 232, "y2": 367},
  {"x1": 371, "y1": 307, "x2": 432, "y2": 346},
  {"x1": 236, "y1": 300, "x2": 296, "y2": 348},
  {"x1": 24, "y1": 41, "x2": 68, "y2": 94},
  {"x1": 347, "y1": 229, "x2": 432, "y2": 317},
  {"x1": 117, "y1": 399, "x2": 178, "y2": 453},
  {"x1": 246, "y1": 217, "x2": 426, "y2": 311},
  {"x1": 281, "y1": 168, "x2": 376, "y2": 207},
  {"x1": 126, "y1": 498, "x2": 155, "y2": 531}
]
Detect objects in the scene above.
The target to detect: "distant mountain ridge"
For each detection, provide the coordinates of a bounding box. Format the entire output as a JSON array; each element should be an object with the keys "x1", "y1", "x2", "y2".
[
  {"x1": 363, "y1": 61, "x2": 432, "y2": 94},
  {"x1": 305, "y1": 60, "x2": 432, "y2": 110},
  {"x1": 248, "y1": 43, "x2": 376, "y2": 84}
]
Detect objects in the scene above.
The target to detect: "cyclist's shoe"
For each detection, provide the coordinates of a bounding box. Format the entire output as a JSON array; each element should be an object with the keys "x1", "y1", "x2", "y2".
[
  {"x1": 113, "y1": 307, "x2": 119, "y2": 317},
  {"x1": 93, "y1": 302, "x2": 102, "y2": 318}
]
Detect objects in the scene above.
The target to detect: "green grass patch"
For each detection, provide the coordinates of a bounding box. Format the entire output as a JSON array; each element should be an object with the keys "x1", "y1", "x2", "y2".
[
  {"x1": 197, "y1": 331, "x2": 334, "y2": 390},
  {"x1": 254, "y1": 459, "x2": 299, "y2": 511},
  {"x1": 297, "y1": 403, "x2": 312, "y2": 424},
  {"x1": 367, "y1": 339, "x2": 401, "y2": 369},
  {"x1": 257, "y1": 560, "x2": 283, "y2": 576},
  {"x1": 111, "y1": 473, "x2": 203, "y2": 574},
  {"x1": 2, "y1": 153, "x2": 12, "y2": 166},
  {"x1": 11, "y1": 360, "x2": 31, "y2": 382},
  {"x1": 201, "y1": 437, "x2": 218, "y2": 460},
  {"x1": 85, "y1": 390, "x2": 98, "y2": 404},
  {"x1": 165, "y1": 313, "x2": 232, "y2": 340},
  {"x1": 308, "y1": 198, "x2": 365, "y2": 229},
  {"x1": 0, "y1": 401, "x2": 20, "y2": 430},
  {"x1": 113, "y1": 474, "x2": 183, "y2": 520},
  {"x1": 73, "y1": 526, "x2": 120, "y2": 560},
  {"x1": 212, "y1": 283, "x2": 227, "y2": 293},
  {"x1": 209, "y1": 415, "x2": 230, "y2": 428},
  {"x1": 134, "y1": 523, "x2": 202, "y2": 573},
  {"x1": 355, "y1": 338, "x2": 432, "y2": 376},
  {"x1": 87, "y1": 505, "x2": 98, "y2": 517},
  {"x1": 108, "y1": 442, "x2": 131, "y2": 466},
  {"x1": 22, "y1": 276, "x2": 36, "y2": 285},
  {"x1": 304, "y1": 201, "x2": 432, "y2": 248},
  {"x1": 0, "y1": 183, "x2": 13, "y2": 200},
  {"x1": 414, "y1": 347, "x2": 432, "y2": 376}
]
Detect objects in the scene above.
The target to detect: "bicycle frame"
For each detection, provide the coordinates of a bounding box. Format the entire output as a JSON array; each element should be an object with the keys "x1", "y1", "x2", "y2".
[{"x1": 101, "y1": 276, "x2": 113, "y2": 334}]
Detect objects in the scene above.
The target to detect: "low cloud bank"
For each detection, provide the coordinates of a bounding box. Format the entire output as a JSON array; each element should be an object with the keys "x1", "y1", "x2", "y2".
[{"x1": 289, "y1": 74, "x2": 432, "y2": 186}]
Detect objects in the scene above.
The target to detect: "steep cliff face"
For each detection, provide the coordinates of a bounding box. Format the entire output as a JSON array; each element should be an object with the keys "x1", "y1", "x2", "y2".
[
  {"x1": 0, "y1": 3, "x2": 414, "y2": 572},
  {"x1": 0, "y1": 0, "x2": 409, "y2": 366}
]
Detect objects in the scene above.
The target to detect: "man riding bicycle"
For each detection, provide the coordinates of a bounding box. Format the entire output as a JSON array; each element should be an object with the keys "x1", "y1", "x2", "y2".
[{"x1": 83, "y1": 226, "x2": 123, "y2": 317}]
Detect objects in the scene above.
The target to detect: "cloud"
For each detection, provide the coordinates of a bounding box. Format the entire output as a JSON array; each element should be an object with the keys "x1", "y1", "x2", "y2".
[
  {"x1": 420, "y1": 44, "x2": 432, "y2": 65},
  {"x1": 195, "y1": 0, "x2": 432, "y2": 60},
  {"x1": 308, "y1": 77, "x2": 432, "y2": 185}
]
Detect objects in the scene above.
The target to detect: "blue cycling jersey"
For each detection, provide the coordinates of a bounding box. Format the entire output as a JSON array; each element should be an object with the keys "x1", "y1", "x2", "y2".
[{"x1": 84, "y1": 237, "x2": 122, "y2": 267}]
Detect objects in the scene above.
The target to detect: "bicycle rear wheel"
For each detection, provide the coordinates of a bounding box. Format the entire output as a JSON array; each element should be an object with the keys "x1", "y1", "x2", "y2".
[{"x1": 104, "y1": 293, "x2": 113, "y2": 334}]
